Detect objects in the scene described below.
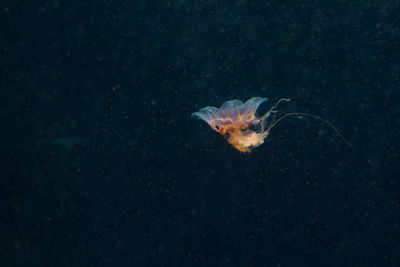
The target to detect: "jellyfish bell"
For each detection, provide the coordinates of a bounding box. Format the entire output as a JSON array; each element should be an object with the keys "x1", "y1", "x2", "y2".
[
  {"x1": 192, "y1": 97, "x2": 288, "y2": 152},
  {"x1": 192, "y1": 97, "x2": 352, "y2": 152}
]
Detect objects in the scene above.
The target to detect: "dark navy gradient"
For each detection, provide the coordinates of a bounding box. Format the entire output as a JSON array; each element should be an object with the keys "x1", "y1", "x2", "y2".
[{"x1": 1, "y1": 0, "x2": 399, "y2": 266}]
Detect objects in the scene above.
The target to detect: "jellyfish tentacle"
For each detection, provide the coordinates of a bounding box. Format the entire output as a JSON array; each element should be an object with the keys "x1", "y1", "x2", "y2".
[
  {"x1": 267, "y1": 112, "x2": 353, "y2": 146},
  {"x1": 260, "y1": 98, "x2": 291, "y2": 132}
]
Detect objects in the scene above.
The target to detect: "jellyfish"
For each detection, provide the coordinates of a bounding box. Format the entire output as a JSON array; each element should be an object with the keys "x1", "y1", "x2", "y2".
[{"x1": 192, "y1": 97, "x2": 351, "y2": 152}]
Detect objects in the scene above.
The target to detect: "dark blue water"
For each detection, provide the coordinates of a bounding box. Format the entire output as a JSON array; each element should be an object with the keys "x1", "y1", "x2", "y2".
[{"x1": 1, "y1": 0, "x2": 399, "y2": 266}]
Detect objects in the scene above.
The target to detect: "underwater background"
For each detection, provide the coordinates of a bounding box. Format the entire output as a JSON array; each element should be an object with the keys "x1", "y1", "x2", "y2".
[{"x1": 1, "y1": 0, "x2": 399, "y2": 266}]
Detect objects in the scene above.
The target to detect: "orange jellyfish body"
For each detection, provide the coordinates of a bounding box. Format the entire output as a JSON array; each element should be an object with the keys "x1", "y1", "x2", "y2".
[
  {"x1": 193, "y1": 97, "x2": 353, "y2": 151},
  {"x1": 192, "y1": 97, "x2": 289, "y2": 152}
]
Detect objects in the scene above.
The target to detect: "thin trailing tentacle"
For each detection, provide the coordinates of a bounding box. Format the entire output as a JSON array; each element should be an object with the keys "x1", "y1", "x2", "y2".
[
  {"x1": 268, "y1": 112, "x2": 353, "y2": 146},
  {"x1": 260, "y1": 98, "x2": 291, "y2": 132}
]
